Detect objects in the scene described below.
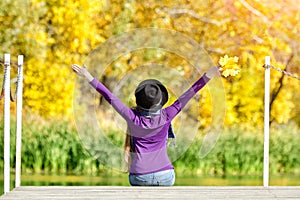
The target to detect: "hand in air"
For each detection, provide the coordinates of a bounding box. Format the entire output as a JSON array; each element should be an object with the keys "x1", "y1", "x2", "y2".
[
  {"x1": 72, "y1": 64, "x2": 88, "y2": 77},
  {"x1": 72, "y1": 64, "x2": 94, "y2": 82},
  {"x1": 206, "y1": 67, "x2": 220, "y2": 79}
]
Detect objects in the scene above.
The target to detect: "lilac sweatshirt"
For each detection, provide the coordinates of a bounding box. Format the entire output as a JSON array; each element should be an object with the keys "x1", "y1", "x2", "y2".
[{"x1": 90, "y1": 74, "x2": 210, "y2": 175}]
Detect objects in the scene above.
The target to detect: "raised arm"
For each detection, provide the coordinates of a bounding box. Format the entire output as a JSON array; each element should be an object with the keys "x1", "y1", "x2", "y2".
[
  {"x1": 72, "y1": 64, "x2": 135, "y2": 121},
  {"x1": 72, "y1": 64, "x2": 94, "y2": 82},
  {"x1": 165, "y1": 67, "x2": 219, "y2": 119}
]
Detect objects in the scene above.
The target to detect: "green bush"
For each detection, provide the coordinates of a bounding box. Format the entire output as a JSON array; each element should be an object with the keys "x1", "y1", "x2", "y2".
[
  {"x1": 0, "y1": 117, "x2": 107, "y2": 175},
  {"x1": 174, "y1": 124, "x2": 300, "y2": 176},
  {"x1": 0, "y1": 117, "x2": 299, "y2": 176}
]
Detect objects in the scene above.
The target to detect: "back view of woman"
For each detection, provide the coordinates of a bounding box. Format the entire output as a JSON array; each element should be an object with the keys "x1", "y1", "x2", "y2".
[{"x1": 72, "y1": 64, "x2": 219, "y2": 186}]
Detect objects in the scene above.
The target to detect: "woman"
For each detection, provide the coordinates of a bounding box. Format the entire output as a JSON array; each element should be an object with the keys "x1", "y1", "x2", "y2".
[{"x1": 72, "y1": 64, "x2": 219, "y2": 186}]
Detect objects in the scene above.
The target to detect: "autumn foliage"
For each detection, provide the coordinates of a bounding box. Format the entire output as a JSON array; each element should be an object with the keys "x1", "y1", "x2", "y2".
[{"x1": 1, "y1": 0, "x2": 299, "y2": 127}]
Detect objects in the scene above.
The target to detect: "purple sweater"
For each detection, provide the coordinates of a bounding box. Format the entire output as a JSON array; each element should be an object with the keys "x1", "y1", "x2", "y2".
[{"x1": 90, "y1": 74, "x2": 210, "y2": 175}]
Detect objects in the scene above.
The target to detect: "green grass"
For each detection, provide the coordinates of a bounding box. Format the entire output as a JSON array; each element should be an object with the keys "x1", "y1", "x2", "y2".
[
  {"x1": 0, "y1": 117, "x2": 299, "y2": 176},
  {"x1": 174, "y1": 124, "x2": 300, "y2": 176}
]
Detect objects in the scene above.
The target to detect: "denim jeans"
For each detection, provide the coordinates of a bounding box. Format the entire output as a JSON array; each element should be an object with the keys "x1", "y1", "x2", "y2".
[{"x1": 129, "y1": 169, "x2": 175, "y2": 186}]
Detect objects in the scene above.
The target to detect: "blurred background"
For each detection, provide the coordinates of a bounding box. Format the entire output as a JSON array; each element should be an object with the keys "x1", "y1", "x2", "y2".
[{"x1": 0, "y1": 0, "x2": 299, "y2": 193}]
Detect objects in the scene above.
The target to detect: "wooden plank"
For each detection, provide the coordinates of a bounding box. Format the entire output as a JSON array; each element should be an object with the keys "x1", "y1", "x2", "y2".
[{"x1": 1, "y1": 186, "x2": 300, "y2": 200}]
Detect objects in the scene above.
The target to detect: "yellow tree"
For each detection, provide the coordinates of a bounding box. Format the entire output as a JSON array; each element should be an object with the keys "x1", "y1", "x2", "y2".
[
  {"x1": 0, "y1": 0, "x2": 47, "y2": 114},
  {"x1": 216, "y1": 0, "x2": 300, "y2": 126},
  {"x1": 25, "y1": 0, "x2": 102, "y2": 118},
  {"x1": 97, "y1": 0, "x2": 299, "y2": 127},
  {"x1": 1, "y1": 0, "x2": 108, "y2": 119},
  {"x1": 2, "y1": 0, "x2": 299, "y2": 126}
]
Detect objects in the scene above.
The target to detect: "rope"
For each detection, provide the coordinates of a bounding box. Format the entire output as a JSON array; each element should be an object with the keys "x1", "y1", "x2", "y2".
[
  {"x1": 0, "y1": 63, "x2": 19, "y2": 102},
  {"x1": 0, "y1": 63, "x2": 8, "y2": 101},
  {"x1": 10, "y1": 78, "x2": 18, "y2": 102},
  {"x1": 0, "y1": 59, "x2": 18, "y2": 68},
  {"x1": 263, "y1": 64, "x2": 300, "y2": 80}
]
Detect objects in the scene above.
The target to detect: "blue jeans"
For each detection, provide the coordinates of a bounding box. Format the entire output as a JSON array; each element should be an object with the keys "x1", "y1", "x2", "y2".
[{"x1": 129, "y1": 169, "x2": 175, "y2": 186}]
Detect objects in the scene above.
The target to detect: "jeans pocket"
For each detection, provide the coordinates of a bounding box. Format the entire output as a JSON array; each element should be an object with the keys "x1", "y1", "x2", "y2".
[
  {"x1": 155, "y1": 170, "x2": 175, "y2": 186},
  {"x1": 129, "y1": 174, "x2": 151, "y2": 186}
]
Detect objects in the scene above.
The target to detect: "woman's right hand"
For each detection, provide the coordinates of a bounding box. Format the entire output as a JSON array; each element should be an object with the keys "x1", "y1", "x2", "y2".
[
  {"x1": 206, "y1": 66, "x2": 220, "y2": 79},
  {"x1": 72, "y1": 64, "x2": 94, "y2": 82}
]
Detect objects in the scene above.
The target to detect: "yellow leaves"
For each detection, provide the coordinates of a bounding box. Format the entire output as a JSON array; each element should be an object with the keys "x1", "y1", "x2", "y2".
[
  {"x1": 155, "y1": 16, "x2": 172, "y2": 28},
  {"x1": 22, "y1": 56, "x2": 74, "y2": 119},
  {"x1": 218, "y1": 55, "x2": 241, "y2": 77},
  {"x1": 16, "y1": 0, "x2": 104, "y2": 118},
  {"x1": 1, "y1": 0, "x2": 298, "y2": 127},
  {"x1": 71, "y1": 38, "x2": 80, "y2": 51},
  {"x1": 271, "y1": 92, "x2": 295, "y2": 124},
  {"x1": 229, "y1": 31, "x2": 235, "y2": 37},
  {"x1": 233, "y1": 1, "x2": 242, "y2": 9}
]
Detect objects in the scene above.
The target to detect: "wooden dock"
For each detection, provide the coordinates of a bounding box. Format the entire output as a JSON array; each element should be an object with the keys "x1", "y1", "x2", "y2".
[{"x1": 1, "y1": 186, "x2": 300, "y2": 199}]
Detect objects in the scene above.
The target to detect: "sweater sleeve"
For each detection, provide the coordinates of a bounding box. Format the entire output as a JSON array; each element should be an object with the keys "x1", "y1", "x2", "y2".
[
  {"x1": 89, "y1": 78, "x2": 135, "y2": 121},
  {"x1": 165, "y1": 73, "x2": 211, "y2": 119}
]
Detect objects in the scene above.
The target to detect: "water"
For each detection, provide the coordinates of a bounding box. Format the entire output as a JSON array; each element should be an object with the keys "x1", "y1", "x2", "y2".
[{"x1": 1, "y1": 173, "x2": 300, "y2": 195}]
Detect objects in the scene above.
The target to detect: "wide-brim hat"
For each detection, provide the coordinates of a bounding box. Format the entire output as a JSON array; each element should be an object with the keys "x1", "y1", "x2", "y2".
[{"x1": 135, "y1": 79, "x2": 168, "y2": 111}]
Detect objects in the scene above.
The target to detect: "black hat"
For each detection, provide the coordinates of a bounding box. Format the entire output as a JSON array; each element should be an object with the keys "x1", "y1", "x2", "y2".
[{"x1": 135, "y1": 79, "x2": 168, "y2": 110}]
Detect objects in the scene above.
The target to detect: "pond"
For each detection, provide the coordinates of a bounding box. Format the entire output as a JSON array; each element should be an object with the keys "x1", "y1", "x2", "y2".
[{"x1": 1, "y1": 173, "x2": 300, "y2": 195}]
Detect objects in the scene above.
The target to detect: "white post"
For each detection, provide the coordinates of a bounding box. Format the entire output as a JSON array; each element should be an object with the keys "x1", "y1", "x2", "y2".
[
  {"x1": 15, "y1": 55, "x2": 24, "y2": 188},
  {"x1": 3, "y1": 54, "x2": 11, "y2": 193},
  {"x1": 263, "y1": 56, "x2": 270, "y2": 187}
]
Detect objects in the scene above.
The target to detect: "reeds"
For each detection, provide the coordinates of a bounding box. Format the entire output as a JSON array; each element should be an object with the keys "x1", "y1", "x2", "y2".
[{"x1": 0, "y1": 119, "x2": 299, "y2": 176}]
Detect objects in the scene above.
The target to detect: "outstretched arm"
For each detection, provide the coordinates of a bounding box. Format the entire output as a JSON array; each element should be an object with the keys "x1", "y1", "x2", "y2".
[
  {"x1": 166, "y1": 67, "x2": 219, "y2": 119},
  {"x1": 72, "y1": 64, "x2": 135, "y2": 121}
]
